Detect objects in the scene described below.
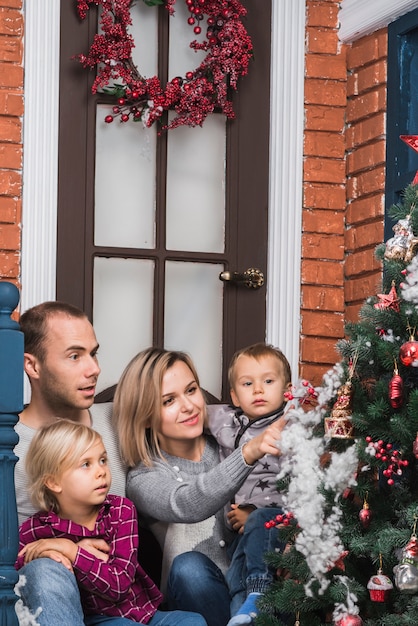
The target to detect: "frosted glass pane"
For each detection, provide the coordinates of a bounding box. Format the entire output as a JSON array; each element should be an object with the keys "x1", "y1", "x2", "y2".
[
  {"x1": 165, "y1": 261, "x2": 223, "y2": 398},
  {"x1": 93, "y1": 257, "x2": 154, "y2": 392},
  {"x1": 130, "y1": 3, "x2": 159, "y2": 77},
  {"x1": 166, "y1": 114, "x2": 226, "y2": 252},
  {"x1": 95, "y1": 105, "x2": 156, "y2": 248},
  {"x1": 168, "y1": 1, "x2": 206, "y2": 79}
]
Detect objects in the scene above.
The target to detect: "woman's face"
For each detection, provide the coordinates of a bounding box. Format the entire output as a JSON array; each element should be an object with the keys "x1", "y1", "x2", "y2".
[{"x1": 157, "y1": 360, "x2": 206, "y2": 448}]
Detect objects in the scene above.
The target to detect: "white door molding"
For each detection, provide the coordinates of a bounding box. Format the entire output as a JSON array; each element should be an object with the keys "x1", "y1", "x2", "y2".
[{"x1": 339, "y1": 0, "x2": 418, "y2": 42}]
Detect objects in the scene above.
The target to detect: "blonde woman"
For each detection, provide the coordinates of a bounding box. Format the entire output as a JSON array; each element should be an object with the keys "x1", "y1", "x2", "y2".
[
  {"x1": 16, "y1": 419, "x2": 207, "y2": 626},
  {"x1": 113, "y1": 348, "x2": 284, "y2": 626}
]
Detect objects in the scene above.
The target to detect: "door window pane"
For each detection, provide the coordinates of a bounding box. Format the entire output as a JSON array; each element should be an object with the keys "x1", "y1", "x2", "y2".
[
  {"x1": 164, "y1": 261, "x2": 223, "y2": 398},
  {"x1": 166, "y1": 114, "x2": 226, "y2": 253},
  {"x1": 168, "y1": 0, "x2": 206, "y2": 79},
  {"x1": 93, "y1": 257, "x2": 154, "y2": 391},
  {"x1": 94, "y1": 105, "x2": 157, "y2": 249}
]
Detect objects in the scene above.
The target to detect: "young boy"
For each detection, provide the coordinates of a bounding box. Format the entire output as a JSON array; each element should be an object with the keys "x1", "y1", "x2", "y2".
[{"x1": 207, "y1": 343, "x2": 291, "y2": 626}]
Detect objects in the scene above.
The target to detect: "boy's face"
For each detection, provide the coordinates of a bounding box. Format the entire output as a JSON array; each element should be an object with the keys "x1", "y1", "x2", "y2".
[{"x1": 230, "y1": 354, "x2": 290, "y2": 420}]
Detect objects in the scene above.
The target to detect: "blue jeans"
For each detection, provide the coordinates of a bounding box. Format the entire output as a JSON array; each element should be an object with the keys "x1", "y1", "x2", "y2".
[
  {"x1": 166, "y1": 552, "x2": 231, "y2": 626},
  {"x1": 226, "y1": 507, "x2": 285, "y2": 615},
  {"x1": 85, "y1": 610, "x2": 207, "y2": 625}
]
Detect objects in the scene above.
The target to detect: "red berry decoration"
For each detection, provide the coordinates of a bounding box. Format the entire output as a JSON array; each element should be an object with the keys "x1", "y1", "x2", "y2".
[{"x1": 399, "y1": 337, "x2": 418, "y2": 366}]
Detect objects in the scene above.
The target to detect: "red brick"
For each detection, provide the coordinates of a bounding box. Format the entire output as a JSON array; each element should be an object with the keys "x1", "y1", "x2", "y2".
[
  {"x1": 306, "y1": 1, "x2": 340, "y2": 28},
  {"x1": 347, "y1": 29, "x2": 388, "y2": 70},
  {"x1": 0, "y1": 1, "x2": 22, "y2": 8},
  {"x1": 347, "y1": 165, "x2": 385, "y2": 198},
  {"x1": 305, "y1": 105, "x2": 345, "y2": 132},
  {"x1": 345, "y1": 273, "x2": 382, "y2": 303},
  {"x1": 303, "y1": 183, "x2": 346, "y2": 210},
  {"x1": 302, "y1": 232, "x2": 345, "y2": 260},
  {"x1": 348, "y1": 60, "x2": 387, "y2": 98},
  {"x1": 0, "y1": 8, "x2": 22, "y2": 36},
  {"x1": 346, "y1": 87, "x2": 386, "y2": 124},
  {"x1": 300, "y1": 363, "x2": 332, "y2": 387},
  {"x1": 0, "y1": 115, "x2": 20, "y2": 141},
  {"x1": 306, "y1": 27, "x2": 340, "y2": 55},
  {"x1": 301, "y1": 259, "x2": 344, "y2": 286},
  {"x1": 347, "y1": 139, "x2": 386, "y2": 175},
  {"x1": 345, "y1": 248, "x2": 382, "y2": 278},
  {"x1": 300, "y1": 336, "x2": 340, "y2": 365},
  {"x1": 345, "y1": 221, "x2": 384, "y2": 251},
  {"x1": 0, "y1": 195, "x2": 19, "y2": 222},
  {"x1": 0, "y1": 169, "x2": 21, "y2": 195},
  {"x1": 302, "y1": 310, "x2": 344, "y2": 337},
  {"x1": 304, "y1": 130, "x2": 345, "y2": 159},
  {"x1": 0, "y1": 35, "x2": 22, "y2": 63},
  {"x1": 306, "y1": 54, "x2": 347, "y2": 80},
  {"x1": 0, "y1": 142, "x2": 21, "y2": 168},
  {"x1": 346, "y1": 193, "x2": 384, "y2": 225},
  {"x1": 0, "y1": 63, "x2": 22, "y2": 88},
  {"x1": 0, "y1": 250, "x2": 19, "y2": 277},
  {"x1": 0, "y1": 91, "x2": 23, "y2": 115},
  {"x1": 303, "y1": 209, "x2": 344, "y2": 234},
  {"x1": 305, "y1": 79, "x2": 347, "y2": 107},
  {"x1": 346, "y1": 113, "x2": 386, "y2": 151},
  {"x1": 0, "y1": 221, "x2": 19, "y2": 249},
  {"x1": 304, "y1": 157, "x2": 346, "y2": 184},
  {"x1": 345, "y1": 303, "x2": 363, "y2": 324},
  {"x1": 302, "y1": 285, "x2": 345, "y2": 312}
]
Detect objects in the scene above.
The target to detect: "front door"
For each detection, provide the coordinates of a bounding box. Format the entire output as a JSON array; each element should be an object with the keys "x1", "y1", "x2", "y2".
[{"x1": 57, "y1": 0, "x2": 271, "y2": 400}]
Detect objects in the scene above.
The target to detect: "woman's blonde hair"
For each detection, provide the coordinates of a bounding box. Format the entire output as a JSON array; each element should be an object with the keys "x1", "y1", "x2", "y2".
[
  {"x1": 25, "y1": 419, "x2": 103, "y2": 512},
  {"x1": 113, "y1": 347, "x2": 203, "y2": 468}
]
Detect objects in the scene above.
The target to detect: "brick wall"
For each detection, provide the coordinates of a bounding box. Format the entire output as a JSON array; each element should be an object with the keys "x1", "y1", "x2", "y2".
[
  {"x1": 300, "y1": 3, "x2": 386, "y2": 386},
  {"x1": 0, "y1": 0, "x2": 23, "y2": 289}
]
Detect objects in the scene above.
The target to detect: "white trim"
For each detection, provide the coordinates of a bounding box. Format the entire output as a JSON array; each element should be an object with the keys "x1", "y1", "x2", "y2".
[
  {"x1": 21, "y1": 1, "x2": 60, "y2": 314},
  {"x1": 267, "y1": 0, "x2": 305, "y2": 380},
  {"x1": 339, "y1": 0, "x2": 418, "y2": 42}
]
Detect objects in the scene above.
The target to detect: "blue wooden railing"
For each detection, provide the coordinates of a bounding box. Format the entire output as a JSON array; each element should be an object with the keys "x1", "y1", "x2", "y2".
[{"x1": 0, "y1": 281, "x2": 23, "y2": 624}]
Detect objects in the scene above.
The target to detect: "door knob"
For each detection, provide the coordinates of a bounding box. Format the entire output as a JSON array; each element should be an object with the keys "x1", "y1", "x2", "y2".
[{"x1": 219, "y1": 267, "x2": 264, "y2": 289}]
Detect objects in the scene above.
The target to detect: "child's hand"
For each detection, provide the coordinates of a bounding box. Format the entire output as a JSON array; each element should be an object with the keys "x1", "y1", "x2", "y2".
[
  {"x1": 227, "y1": 504, "x2": 254, "y2": 534},
  {"x1": 18, "y1": 538, "x2": 77, "y2": 569},
  {"x1": 242, "y1": 421, "x2": 285, "y2": 465},
  {"x1": 77, "y1": 538, "x2": 110, "y2": 562}
]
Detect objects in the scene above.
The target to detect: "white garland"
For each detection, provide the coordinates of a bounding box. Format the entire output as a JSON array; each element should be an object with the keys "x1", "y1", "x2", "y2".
[
  {"x1": 15, "y1": 575, "x2": 41, "y2": 626},
  {"x1": 401, "y1": 255, "x2": 418, "y2": 306},
  {"x1": 278, "y1": 369, "x2": 359, "y2": 599}
]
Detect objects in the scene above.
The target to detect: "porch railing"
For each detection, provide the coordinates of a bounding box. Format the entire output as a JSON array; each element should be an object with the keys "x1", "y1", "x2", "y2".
[{"x1": 0, "y1": 280, "x2": 23, "y2": 624}]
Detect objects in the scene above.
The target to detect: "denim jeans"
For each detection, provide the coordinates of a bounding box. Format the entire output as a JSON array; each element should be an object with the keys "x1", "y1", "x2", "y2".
[
  {"x1": 166, "y1": 552, "x2": 231, "y2": 626},
  {"x1": 85, "y1": 609, "x2": 208, "y2": 625},
  {"x1": 18, "y1": 558, "x2": 85, "y2": 626},
  {"x1": 226, "y1": 507, "x2": 285, "y2": 615}
]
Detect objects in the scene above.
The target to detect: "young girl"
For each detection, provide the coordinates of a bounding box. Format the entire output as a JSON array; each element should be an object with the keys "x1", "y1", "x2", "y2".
[
  {"x1": 16, "y1": 419, "x2": 208, "y2": 626},
  {"x1": 113, "y1": 347, "x2": 284, "y2": 626}
]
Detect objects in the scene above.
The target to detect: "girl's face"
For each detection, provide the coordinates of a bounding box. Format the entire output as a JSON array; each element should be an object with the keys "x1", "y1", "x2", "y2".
[{"x1": 157, "y1": 360, "x2": 206, "y2": 450}]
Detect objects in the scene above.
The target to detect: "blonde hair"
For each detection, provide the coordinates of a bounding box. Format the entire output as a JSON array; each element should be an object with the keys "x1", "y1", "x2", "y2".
[
  {"x1": 228, "y1": 342, "x2": 292, "y2": 389},
  {"x1": 26, "y1": 419, "x2": 103, "y2": 512},
  {"x1": 113, "y1": 347, "x2": 204, "y2": 468}
]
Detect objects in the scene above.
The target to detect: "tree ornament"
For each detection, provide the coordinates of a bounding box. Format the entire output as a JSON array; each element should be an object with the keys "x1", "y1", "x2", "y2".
[
  {"x1": 359, "y1": 493, "x2": 371, "y2": 529},
  {"x1": 367, "y1": 555, "x2": 393, "y2": 602},
  {"x1": 399, "y1": 334, "x2": 418, "y2": 367},
  {"x1": 401, "y1": 135, "x2": 418, "y2": 184},
  {"x1": 325, "y1": 380, "x2": 354, "y2": 438},
  {"x1": 75, "y1": 0, "x2": 253, "y2": 130},
  {"x1": 383, "y1": 215, "x2": 418, "y2": 262},
  {"x1": 374, "y1": 281, "x2": 400, "y2": 311},
  {"x1": 389, "y1": 361, "x2": 403, "y2": 408},
  {"x1": 413, "y1": 432, "x2": 418, "y2": 459},
  {"x1": 394, "y1": 520, "x2": 418, "y2": 594},
  {"x1": 335, "y1": 616, "x2": 363, "y2": 626}
]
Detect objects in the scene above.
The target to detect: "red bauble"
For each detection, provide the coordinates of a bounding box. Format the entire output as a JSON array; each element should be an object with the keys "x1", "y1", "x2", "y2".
[
  {"x1": 336, "y1": 615, "x2": 363, "y2": 626},
  {"x1": 399, "y1": 340, "x2": 418, "y2": 366},
  {"x1": 359, "y1": 503, "x2": 372, "y2": 529},
  {"x1": 413, "y1": 432, "x2": 418, "y2": 459},
  {"x1": 389, "y1": 372, "x2": 403, "y2": 408}
]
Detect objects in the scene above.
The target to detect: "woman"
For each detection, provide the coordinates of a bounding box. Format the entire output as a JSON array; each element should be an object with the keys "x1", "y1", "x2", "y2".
[{"x1": 113, "y1": 348, "x2": 284, "y2": 626}]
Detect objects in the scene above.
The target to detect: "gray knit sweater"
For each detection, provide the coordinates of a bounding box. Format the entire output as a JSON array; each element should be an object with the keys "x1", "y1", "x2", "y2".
[{"x1": 126, "y1": 435, "x2": 254, "y2": 592}]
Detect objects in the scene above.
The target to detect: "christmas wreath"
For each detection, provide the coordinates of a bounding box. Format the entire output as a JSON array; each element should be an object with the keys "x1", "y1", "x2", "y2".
[{"x1": 76, "y1": 0, "x2": 253, "y2": 130}]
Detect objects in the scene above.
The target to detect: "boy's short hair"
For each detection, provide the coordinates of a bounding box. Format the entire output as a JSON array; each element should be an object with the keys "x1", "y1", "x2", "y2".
[
  {"x1": 228, "y1": 342, "x2": 291, "y2": 388},
  {"x1": 26, "y1": 419, "x2": 103, "y2": 513}
]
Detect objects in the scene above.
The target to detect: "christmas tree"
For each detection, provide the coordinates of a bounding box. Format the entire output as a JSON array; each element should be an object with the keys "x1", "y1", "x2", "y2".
[{"x1": 257, "y1": 183, "x2": 418, "y2": 626}]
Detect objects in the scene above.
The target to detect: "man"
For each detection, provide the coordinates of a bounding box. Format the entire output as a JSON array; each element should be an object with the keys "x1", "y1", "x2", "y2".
[{"x1": 15, "y1": 301, "x2": 126, "y2": 626}]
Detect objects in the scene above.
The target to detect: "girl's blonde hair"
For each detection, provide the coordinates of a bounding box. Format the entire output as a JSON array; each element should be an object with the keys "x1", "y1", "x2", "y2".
[
  {"x1": 113, "y1": 347, "x2": 204, "y2": 468},
  {"x1": 26, "y1": 419, "x2": 103, "y2": 512}
]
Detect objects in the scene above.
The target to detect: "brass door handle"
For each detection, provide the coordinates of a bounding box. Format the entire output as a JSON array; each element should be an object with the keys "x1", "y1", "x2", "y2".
[{"x1": 219, "y1": 267, "x2": 264, "y2": 289}]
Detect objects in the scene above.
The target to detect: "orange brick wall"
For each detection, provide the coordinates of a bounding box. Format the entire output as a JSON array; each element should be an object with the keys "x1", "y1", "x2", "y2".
[
  {"x1": 0, "y1": 0, "x2": 23, "y2": 289},
  {"x1": 300, "y1": 3, "x2": 386, "y2": 386}
]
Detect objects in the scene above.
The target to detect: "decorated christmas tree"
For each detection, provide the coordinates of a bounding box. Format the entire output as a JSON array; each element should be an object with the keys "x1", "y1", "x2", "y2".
[{"x1": 257, "y1": 183, "x2": 418, "y2": 626}]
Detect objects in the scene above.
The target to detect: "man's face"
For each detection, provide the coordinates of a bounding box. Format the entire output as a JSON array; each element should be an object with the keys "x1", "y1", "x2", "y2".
[{"x1": 32, "y1": 314, "x2": 100, "y2": 412}]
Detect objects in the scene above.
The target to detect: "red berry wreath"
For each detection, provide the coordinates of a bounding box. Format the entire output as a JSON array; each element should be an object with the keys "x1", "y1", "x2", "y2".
[{"x1": 76, "y1": 0, "x2": 253, "y2": 130}]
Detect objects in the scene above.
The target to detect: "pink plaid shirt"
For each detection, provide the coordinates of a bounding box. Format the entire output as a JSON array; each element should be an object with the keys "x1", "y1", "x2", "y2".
[{"x1": 17, "y1": 495, "x2": 163, "y2": 623}]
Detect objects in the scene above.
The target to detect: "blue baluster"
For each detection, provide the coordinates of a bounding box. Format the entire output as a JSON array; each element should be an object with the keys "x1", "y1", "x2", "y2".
[{"x1": 0, "y1": 281, "x2": 23, "y2": 624}]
